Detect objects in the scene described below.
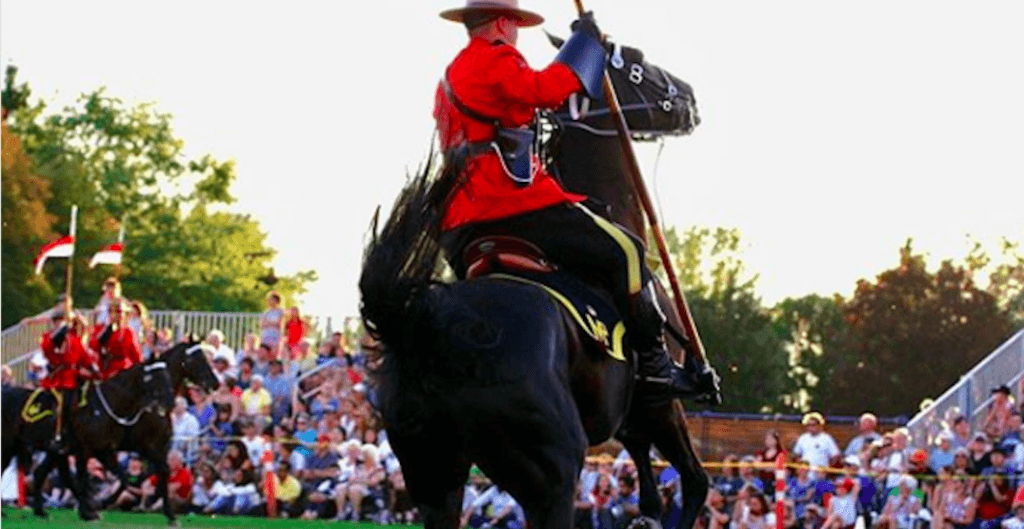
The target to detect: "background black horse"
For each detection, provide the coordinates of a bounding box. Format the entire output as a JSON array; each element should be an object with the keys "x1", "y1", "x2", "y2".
[
  {"x1": 1, "y1": 359, "x2": 175, "y2": 521},
  {"x1": 22, "y1": 338, "x2": 220, "y2": 524}
]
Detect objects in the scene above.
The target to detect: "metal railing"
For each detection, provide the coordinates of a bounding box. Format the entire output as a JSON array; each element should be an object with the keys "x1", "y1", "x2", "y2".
[
  {"x1": 1, "y1": 310, "x2": 335, "y2": 383},
  {"x1": 906, "y1": 328, "x2": 1024, "y2": 448}
]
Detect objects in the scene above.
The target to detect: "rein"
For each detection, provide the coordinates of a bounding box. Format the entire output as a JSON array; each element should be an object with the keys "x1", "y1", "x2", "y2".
[{"x1": 93, "y1": 361, "x2": 169, "y2": 427}]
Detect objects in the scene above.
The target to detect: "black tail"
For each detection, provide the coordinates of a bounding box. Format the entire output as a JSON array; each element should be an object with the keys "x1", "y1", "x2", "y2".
[{"x1": 359, "y1": 154, "x2": 448, "y2": 362}]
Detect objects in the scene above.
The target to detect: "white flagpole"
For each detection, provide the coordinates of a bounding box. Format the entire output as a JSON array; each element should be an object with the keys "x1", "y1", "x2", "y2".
[
  {"x1": 64, "y1": 205, "x2": 78, "y2": 304},
  {"x1": 115, "y1": 217, "x2": 126, "y2": 277}
]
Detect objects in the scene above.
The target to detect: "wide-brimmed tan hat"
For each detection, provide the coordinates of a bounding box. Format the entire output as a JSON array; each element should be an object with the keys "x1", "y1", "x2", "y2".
[{"x1": 440, "y1": 0, "x2": 544, "y2": 27}]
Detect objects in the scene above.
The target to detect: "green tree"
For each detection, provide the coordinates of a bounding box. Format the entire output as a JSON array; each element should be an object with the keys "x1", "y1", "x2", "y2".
[
  {"x1": 830, "y1": 241, "x2": 1013, "y2": 416},
  {"x1": 772, "y1": 294, "x2": 851, "y2": 413},
  {"x1": 3, "y1": 74, "x2": 315, "y2": 325},
  {"x1": 660, "y1": 227, "x2": 794, "y2": 413}
]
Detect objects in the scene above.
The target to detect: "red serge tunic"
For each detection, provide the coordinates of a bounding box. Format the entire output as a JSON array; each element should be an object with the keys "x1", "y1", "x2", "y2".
[
  {"x1": 40, "y1": 330, "x2": 94, "y2": 390},
  {"x1": 91, "y1": 327, "x2": 142, "y2": 380},
  {"x1": 434, "y1": 37, "x2": 587, "y2": 231}
]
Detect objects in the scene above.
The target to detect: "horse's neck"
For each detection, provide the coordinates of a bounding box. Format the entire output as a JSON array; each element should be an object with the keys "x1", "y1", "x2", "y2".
[
  {"x1": 98, "y1": 370, "x2": 143, "y2": 414},
  {"x1": 162, "y1": 348, "x2": 186, "y2": 391},
  {"x1": 555, "y1": 128, "x2": 646, "y2": 237}
]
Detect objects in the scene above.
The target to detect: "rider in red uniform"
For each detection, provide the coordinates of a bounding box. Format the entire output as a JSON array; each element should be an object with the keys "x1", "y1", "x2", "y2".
[
  {"x1": 90, "y1": 299, "x2": 142, "y2": 381},
  {"x1": 435, "y1": 0, "x2": 719, "y2": 403},
  {"x1": 38, "y1": 311, "x2": 97, "y2": 442}
]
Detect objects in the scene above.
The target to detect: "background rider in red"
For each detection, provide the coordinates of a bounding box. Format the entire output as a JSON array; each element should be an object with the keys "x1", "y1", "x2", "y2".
[
  {"x1": 434, "y1": 0, "x2": 720, "y2": 403},
  {"x1": 90, "y1": 299, "x2": 143, "y2": 380}
]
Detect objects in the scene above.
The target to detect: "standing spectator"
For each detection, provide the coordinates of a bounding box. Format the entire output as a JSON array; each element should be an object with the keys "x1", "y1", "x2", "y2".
[
  {"x1": 845, "y1": 413, "x2": 881, "y2": 457},
  {"x1": 171, "y1": 396, "x2": 201, "y2": 463},
  {"x1": 93, "y1": 277, "x2": 122, "y2": 326},
  {"x1": 793, "y1": 412, "x2": 840, "y2": 478},
  {"x1": 987, "y1": 386, "x2": 1017, "y2": 437},
  {"x1": 933, "y1": 433, "x2": 958, "y2": 473},
  {"x1": 952, "y1": 416, "x2": 974, "y2": 451},
  {"x1": 260, "y1": 291, "x2": 285, "y2": 354},
  {"x1": 283, "y1": 307, "x2": 310, "y2": 361},
  {"x1": 755, "y1": 430, "x2": 786, "y2": 485}
]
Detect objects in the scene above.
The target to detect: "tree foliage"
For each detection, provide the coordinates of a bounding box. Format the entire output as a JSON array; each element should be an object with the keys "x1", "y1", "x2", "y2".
[{"x1": 2, "y1": 70, "x2": 315, "y2": 327}]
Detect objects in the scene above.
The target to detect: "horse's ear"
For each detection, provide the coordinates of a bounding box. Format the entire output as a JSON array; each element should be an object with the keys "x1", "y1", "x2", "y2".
[{"x1": 544, "y1": 31, "x2": 564, "y2": 49}]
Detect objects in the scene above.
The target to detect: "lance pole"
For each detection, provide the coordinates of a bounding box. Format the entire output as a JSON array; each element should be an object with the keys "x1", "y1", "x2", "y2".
[
  {"x1": 65, "y1": 205, "x2": 78, "y2": 305},
  {"x1": 569, "y1": 0, "x2": 709, "y2": 367}
]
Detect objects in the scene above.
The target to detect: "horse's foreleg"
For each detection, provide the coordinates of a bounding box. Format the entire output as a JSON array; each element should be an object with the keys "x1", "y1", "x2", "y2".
[
  {"x1": 152, "y1": 457, "x2": 175, "y2": 525},
  {"x1": 648, "y1": 401, "x2": 708, "y2": 529},
  {"x1": 74, "y1": 453, "x2": 99, "y2": 521},
  {"x1": 619, "y1": 430, "x2": 664, "y2": 525},
  {"x1": 30, "y1": 451, "x2": 57, "y2": 518}
]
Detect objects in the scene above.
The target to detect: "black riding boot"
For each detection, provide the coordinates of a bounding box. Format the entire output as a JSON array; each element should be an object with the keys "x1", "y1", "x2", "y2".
[{"x1": 630, "y1": 282, "x2": 721, "y2": 405}]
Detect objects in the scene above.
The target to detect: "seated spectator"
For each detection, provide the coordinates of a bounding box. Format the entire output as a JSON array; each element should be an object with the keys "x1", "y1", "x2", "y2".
[
  {"x1": 207, "y1": 329, "x2": 237, "y2": 368},
  {"x1": 253, "y1": 343, "x2": 274, "y2": 377},
  {"x1": 701, "y1": 488, "x2": 731, "y2": 529},
  {"x1": 237, "y1": 333, "x2": 259, "y2": 366},
  {"x1": 335, "y1": 444, "x2": 387, "y2": 521},
  {"x1": 940, "y1": 473, "x2": 978, "y2": 529},
  {"x1": 950, "y1": 416, "x2": 973, "y2": 450},
  {"x1": 263, "y1": 359, "x2": 293, "y2": 423},
  {"x1": 739, "y1": 456, "x2": 766, "y2": 494},
  {"x1": 465, "y1": 483, "x2": 524, "y2": 529},
  {"x1": 908, "y1": 449, "x2": 938, "y2": 503},
  {"x1": 241, "y1": 374, "x2": 272, "y2": 424},
  {"x1": 105, "y1": 455, "x2": 150, "y2": 511},
  {"x1": 876, "y1": 475, "x2": 922, "y2": 529},
  {"x1": 220, "y1": 440, "x2": 253, "y2": 474},
  {"x1": 1004, "y1": 503, "x2": 1024, "y2": 529},
  {"x1": 237, "y1": 358, "x2": 256, "y2": 390},
  {"x1": 846, "y1": 413, "x2": 882, "y2": 458},
  {"x1": 203, "y1": 467, "x2": 261, "y2": 515},
  {"x1": 207, "y1": 404, "x2": 235, "y2": 455},
  {"x1": 1004, "y1": 414, "x2": 1023, "y2": 447},
  {"x1": 973, "y1": 433, "x2": 995, "y2": 474},
  {"x1": 954, "y1": 448, "x2": 975, "y2": 475},
  {"x1": 293, "y1": 414, "x2": 318, "y2": 459},
  {"x1": 171, "y1": 396, "x2": 201, "y2": 463},
  {"x1": 388, "y1": 468, "x2": 415, "y2": 524},
  {"x1": 141, "y1": 450, "x2": 193, "y2": 514},
  {"x1": 976, "y1": 467, "x2": 1014, "y2": 528},
  {"x1": 188, "y1": 386, "x2": 217, "y2": 432},
  {"x1": 273, "y1": 461, "x2": 303, "y2": 518},
  {"x1": 612, "y1": 472, "x2": 641, "y2": 526},
  {"x1": 298, "y1": 434, "x2": 341, "y2": 520},
  {"x1": 715, "y1": 454, "x2": 745, "y2": 507},
  {"x1": 822, "y1": 477, "x2": 858, "y2": 529},
  {"x1": 191, "y1": 462, "x2": 218, "y2": 513},
  {"x1": 788, "y1": 461, "x2": 815, "y2": 520},
  {"x1": 933, "y1": 434, "x2": 957, "y2": 473},
  {"x1": 986, "y1": 386, "x2": 1016, "y2": 437},
  {"x1": 735, "y1": 491, "x2": 772, "y2": 529},
  {"x1": 239, "y1": 421, "x2": 270, "y2": 468}
]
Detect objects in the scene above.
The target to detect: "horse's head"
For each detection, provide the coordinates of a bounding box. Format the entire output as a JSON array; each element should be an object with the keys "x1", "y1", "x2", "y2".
[
  {"x1": 179, "y1": 337, "x2": 221, "y2": 393},
  {"x1": 141, "y1": 361, "x2": 175, "y2": 415},
  {"x1": 546, "y1": 33, "x2": 699, "y2": 139}
]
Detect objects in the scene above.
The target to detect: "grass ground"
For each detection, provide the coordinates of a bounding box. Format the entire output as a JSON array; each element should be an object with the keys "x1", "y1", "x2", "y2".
[{"x1": 0, "y1": 507, "x2": 419, "y2": 528}]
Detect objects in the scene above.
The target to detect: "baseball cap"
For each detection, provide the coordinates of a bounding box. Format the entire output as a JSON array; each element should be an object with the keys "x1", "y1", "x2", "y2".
[{"x1": 910, "y1": 449, "x2": 928, "y2": 464}]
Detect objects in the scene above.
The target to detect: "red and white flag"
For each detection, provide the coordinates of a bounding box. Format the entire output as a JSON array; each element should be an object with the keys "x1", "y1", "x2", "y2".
[
  {"x1": 33, "y1": 235, "x2": 75, "y2": 275},
  {"x1": 89, "y1": 242, "x2": 123, "y2": 268}
]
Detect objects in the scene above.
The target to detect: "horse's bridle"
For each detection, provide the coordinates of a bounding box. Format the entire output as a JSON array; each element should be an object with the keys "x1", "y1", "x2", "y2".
[
  {"x1": 553, "y1": 42, "x2": 686, "y2": 140},
  {"x1": 94, "y1": 361, "x2": 170, "y2": 426}
]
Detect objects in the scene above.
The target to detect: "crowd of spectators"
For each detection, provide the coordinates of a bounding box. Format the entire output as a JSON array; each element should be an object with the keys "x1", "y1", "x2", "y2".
[
  {"x1": 689, "y1": 394, "x2": 1024, "y2": 529},
  {"x1": 10, "y1": 287, "x2": 1024, "y2": 529}
]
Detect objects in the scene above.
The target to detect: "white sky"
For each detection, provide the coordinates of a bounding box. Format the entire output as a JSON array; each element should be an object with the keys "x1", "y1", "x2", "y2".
[{"x1": 2, "y1": 1, "x2": 1022, "y2": 324}]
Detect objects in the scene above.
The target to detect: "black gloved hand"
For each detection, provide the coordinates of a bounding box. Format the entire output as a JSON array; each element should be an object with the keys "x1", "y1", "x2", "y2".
[{"x1": 571, "y1": 11, "x2": 601, "y2": 40}]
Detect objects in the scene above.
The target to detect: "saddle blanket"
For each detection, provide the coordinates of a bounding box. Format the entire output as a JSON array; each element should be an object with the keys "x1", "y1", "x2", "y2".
[{"x1": 487, "y1": 272, "x2": 628, "y2": 362}]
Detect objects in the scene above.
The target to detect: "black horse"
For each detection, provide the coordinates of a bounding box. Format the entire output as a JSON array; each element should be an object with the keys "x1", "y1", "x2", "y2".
[
  {"x1": 94, "y1": 339, "x2": 221, "y2": 525},
  {"x1": 361, "y1": 36, "x2": 712, "y2": 529},
  {"x1": 22, "y1": 339, "x2": 220, "y2": 524},
  {"x1": 546, "y1": 34, "x2": 711, "y2": 529},
  {"x1": 1, "y1": 359, "x2": 175, "y2": 521}
]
